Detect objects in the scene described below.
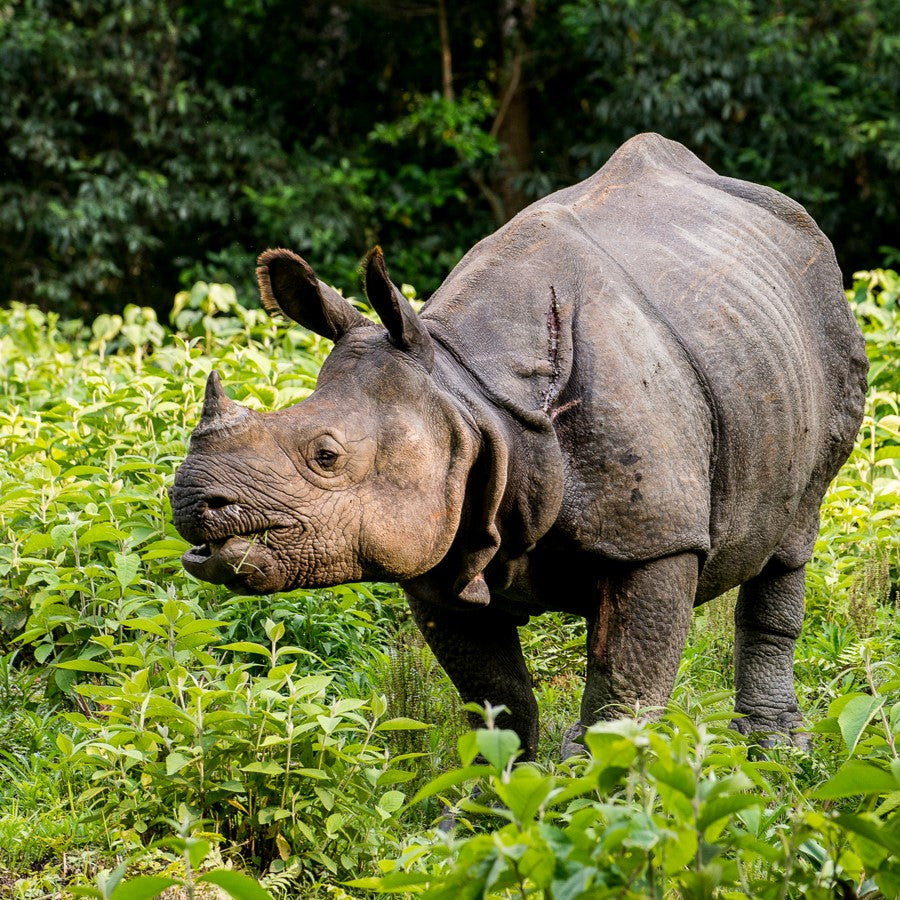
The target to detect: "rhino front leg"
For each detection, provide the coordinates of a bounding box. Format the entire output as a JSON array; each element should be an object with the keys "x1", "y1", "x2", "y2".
[
  {"x1": 732, "y1": 560, "x2": 807, "y2": 745},
  {"x1": 406, "y1": 594, "x2": 539, "y2": 761},
  {"x1": 562, "y1": 553, "x2": 698, "y2": 758}
]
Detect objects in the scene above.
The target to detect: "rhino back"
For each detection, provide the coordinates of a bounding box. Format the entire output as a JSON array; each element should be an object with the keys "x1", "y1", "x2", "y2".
[
  {"x1": 424, "y1": 134, "x2": 867, "y2": 596},
  {"x1": 561, "y1": 134, "x2": 866, "y2": 590}
]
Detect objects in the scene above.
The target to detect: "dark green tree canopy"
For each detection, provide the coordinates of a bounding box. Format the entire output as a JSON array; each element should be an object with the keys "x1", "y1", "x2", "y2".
[{"x1": 0, "y1": 0, "x2": 896, "y2": 316}]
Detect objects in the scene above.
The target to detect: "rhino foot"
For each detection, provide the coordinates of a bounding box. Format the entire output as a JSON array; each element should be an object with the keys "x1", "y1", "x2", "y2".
[
  {"x1": 731, "y1": 714, "x2": 811, "y2": 751},
  {"x1": 561, "y1": 721, "x2": 588, "y2": 760}
]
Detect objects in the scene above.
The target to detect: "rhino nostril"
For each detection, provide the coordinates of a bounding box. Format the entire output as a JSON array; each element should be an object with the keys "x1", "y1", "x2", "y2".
[{"x1": 203, "y1": 495, "x2": 235, "y2": 511}]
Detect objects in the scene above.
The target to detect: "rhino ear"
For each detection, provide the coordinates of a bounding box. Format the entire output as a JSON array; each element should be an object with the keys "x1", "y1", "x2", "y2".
[
  {"x1": 256, "y1": 248, "x2": 370, "y2": 341},
  {"x1": 364, "y1": 246, "x2": 434, "y2": 371}
]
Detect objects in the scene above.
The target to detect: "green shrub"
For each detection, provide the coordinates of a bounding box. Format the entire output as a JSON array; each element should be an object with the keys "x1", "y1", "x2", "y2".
[
  {"x1": 361, "y1": 686, "x2": 900, "y2": 899},
  {"x1": 59, "y1": 610, "x2": 418, "y2": 881},
  {"x1": 810, "y1": 269, "x2": 900, "y2": 607}
]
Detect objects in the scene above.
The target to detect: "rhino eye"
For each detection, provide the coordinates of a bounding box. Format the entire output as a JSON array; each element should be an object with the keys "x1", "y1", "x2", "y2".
[
  {"x1": 306, "y1": 435, "x2": 346, "y2": 476},
  {"x1": 315, "y1": 448, "x2": 338, "y2": 468}
]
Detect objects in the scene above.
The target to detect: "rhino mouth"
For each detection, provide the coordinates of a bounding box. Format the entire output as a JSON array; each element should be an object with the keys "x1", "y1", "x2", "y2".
[{"x1": 182, "y1": 532, "x2": 287, "y2": 593}]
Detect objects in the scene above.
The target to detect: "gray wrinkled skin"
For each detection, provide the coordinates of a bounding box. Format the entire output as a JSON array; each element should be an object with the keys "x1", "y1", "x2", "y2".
[{"x1": 170, "y1": 134, "x2": 868, "y2": 760}]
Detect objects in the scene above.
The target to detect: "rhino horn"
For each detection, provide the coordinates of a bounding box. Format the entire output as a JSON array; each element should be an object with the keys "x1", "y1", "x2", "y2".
[
  {"x1": 194, "y1": 370, "x2": 250, "y2": 437},
  {"x1": 364, "y1": 246, "x2": 434, "y2": 371}
]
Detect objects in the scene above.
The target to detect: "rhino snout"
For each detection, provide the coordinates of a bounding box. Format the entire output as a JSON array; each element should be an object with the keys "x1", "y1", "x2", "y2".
[
  {"x1": 181, "y1": 535, "x2": 286, "y2": 592},
  {"x1": 170, "y1": 485, "x2": 241, "y2": 545}
]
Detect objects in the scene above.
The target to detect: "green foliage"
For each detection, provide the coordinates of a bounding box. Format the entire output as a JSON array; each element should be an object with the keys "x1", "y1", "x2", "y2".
[
  {"x1": 1, "y1": 269, "x2": 898, "y2": 895},
  {"x1": 810, "y1": 268, "x2": 900, "y2": 604},
  {"x1": 67, "y1": 816, "x2": 276, "y2": 900},
  {"x1": 369, "y1": 626, "x2": 468, "y2": 804},
  {"x1": 362, "y1": 686, "x2": 900, "y2": 898},
  {"x1": 0, "y1": 651, "x2": 102, "y2": 880},
  {"x1": 240, "y1": 153, "x2": 379, "y2": 297},
  {"x1": 0, "y1": 292, "x2": 420, "y2": 890},
  {"x1": 62, "y1": 629, "x2": 414, "y2": 879},
  {"x1": 558, "y1": 0, "x2": 899, "y2": 269},
  {"x1": 0, "y1": 0, "x2": 283, "y2": 314},
  {"x1": 2, "y1": 1, "x2": 896, "y2": 316}
]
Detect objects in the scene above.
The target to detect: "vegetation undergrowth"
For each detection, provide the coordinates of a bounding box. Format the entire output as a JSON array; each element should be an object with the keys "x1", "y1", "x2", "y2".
[{"x1": 0, "y1": 271, "x2": 897, "y2": 898}]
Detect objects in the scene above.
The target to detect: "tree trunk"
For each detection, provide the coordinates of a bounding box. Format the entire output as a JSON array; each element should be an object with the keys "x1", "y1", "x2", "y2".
[
  {"x1": 493, "y1": 0, "x2": 535, "y2": 220},
  {"x1": 437, "y1": 0, "x2": 454, "y2": 102}
]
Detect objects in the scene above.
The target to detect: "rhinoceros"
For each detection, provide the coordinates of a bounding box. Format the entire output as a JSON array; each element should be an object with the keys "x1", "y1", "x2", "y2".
[{"x1": 170, "y1": 133, "x2": 867, "y2": 758}]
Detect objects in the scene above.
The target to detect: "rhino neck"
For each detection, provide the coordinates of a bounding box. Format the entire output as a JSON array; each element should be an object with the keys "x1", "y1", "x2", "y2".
[
  {"x1": 405, "y1": 335, "x2": 565, "y2": 608},
  {"x1": 420, "y1": 205, "x2": 577, "y2": 420}
]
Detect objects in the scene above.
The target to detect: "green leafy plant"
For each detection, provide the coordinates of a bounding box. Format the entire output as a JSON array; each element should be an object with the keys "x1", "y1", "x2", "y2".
[
  {"x1": 68, "y1": 812, "x2": 275, "y2": 900},
  {"x1": 361, "y1": 689, "x2": 899, "y2": 898},
  {"x1": 1, "y1": 269, "x2": 898, "y2": 895},
  {"x1": 810, "y1": 268, "x2": 900, "y2": 606}
]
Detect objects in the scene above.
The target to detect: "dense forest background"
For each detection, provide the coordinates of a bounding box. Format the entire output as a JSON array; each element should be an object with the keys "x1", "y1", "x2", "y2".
[{"x1": 1, "y1": 0, "x2": 897, "y2": 318}]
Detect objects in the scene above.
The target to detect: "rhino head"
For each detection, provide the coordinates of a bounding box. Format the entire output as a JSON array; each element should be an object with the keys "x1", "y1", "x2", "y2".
[{"x1": 170, "y1": 247, "x2": 483, "y2": 597}]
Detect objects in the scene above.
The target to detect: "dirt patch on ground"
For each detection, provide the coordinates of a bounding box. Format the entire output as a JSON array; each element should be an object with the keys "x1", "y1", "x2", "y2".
[{"x1": 0, "y1": 868, "x2": 20, "y2": 896}]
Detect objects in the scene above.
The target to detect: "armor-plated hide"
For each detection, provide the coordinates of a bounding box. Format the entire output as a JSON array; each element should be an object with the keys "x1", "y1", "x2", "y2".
[{"x1": 170, "y1": 134, "x2": 868, "y2": 758}]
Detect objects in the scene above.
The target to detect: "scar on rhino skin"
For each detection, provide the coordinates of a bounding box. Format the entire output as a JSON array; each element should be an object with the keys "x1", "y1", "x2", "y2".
[
  {"x1": 542, "y1": 286, "x2": 562, "y2": 413},
  {"x1": 544, "y1": 285, "x2": 582, "y2": 422}
]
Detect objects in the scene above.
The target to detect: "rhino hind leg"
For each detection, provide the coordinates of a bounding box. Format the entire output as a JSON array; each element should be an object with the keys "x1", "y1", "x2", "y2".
[
  {"x1": 405, "y1": 595, "x2": 540, "y2": 761},
  {"x1": 732, "y1": 560, "x2": 808, "y2": 746},
  {"x1": 563, "y1": 553, "x2": 698, "y2": 758}
]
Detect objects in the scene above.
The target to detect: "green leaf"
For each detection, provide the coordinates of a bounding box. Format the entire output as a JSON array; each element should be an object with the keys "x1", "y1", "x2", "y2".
[
  {"x1": 177, "y1": 618, "x2": 228, "y2": 638},
  {"x1": 81, "y1": 523, "x2": 128, "y2": 545},
  {"x1": 257, "y1": 807, "x2": 292, "y2": 825},
  {"x1": 370, "y1": 693, "x2": 388, "y2": 718},
  {"x1": 650, "y1": 760, "x2": 696, "y2": 798},
  {"x1": 241, "y1": 761, "x2": 285, "y2": 776},
  {"x1": 22, "y1": 532, "x2": 54, "y2": 554},
  {"x1": 268, "y1": 662, "x2": 296, "y2": 680},
  {"x1": 410, "y1": 765, "x2": 488, "y2": 804},
  {"x1": 109, "y1": 876, "x2": 180, "y2": 900},
  {"x1": 34, "y1": 643, "x2": 55, "y2": 663},
  {"x1": 874, "y1": 445, "x2": 900, "y2": 462},
  {"x1": 186, "y1": 838, "x2": 210, "y2": 869},
  {"x1": 838, "y1": 694, "x2": 885, "y2": 757},
  {"x1": 121, "y1": 617, "x2": 168, "y2": 638},
  {"x1": 197, "y1": 870, "x2": 273, "y2": 900},
  {"x1": 292, "y1": 674, "x2": 333, "y2": 697},
  {"x1": 347, "y1": 873, "x2": 431, "y2": 890},
  {"x1": 165, "y1": 752, "x2": 192, "y2": 776},
  {"x1": 377, "y1": 790, "x2": 406, "y2": 813},
  {"x1": 219, "y1": 641, "x2": 272, "y2": 656},
  {"x1": 811, "y1": 760, "x2": 898, "y2": 799},
  {"x1": 698, "y1": 794, "x2": 765, "y2": 832},
  {"x1": 457, "y1": 730, "x2": 479, "y2": 766},
  {"x1": 376, "y1": 769, "x2": 417, "y2": 786},
  {"x1": 55, "y1": 659, "x2": 115, "y2": 674},
  {"x1": 375, "y1": 717, "x2": 431, "y2": 731},
  {"x1": 294, "y1": 767, "x2": 328, "y2": 779},
  {"x1": 140, "y1": 538, "x2": 190, "y2": 560},
  {"x1": 51, "y1": 523, "x2": 77, "y2": 548},
  {"x1": 835, "y1": 813, "x2": 900, "y2": 856},
  {"x1": 476, "y1": 728, "x2": 520, "y2": 771},
  {"x1": 113, "y1": 551, "x2": 141, "y2": 590},
  {"x1": 64, "y1": 465, "x2": 108, "y2": 478},
  {"x1": 493, "y1": 765, "x2": 554, "y2": 824}
]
